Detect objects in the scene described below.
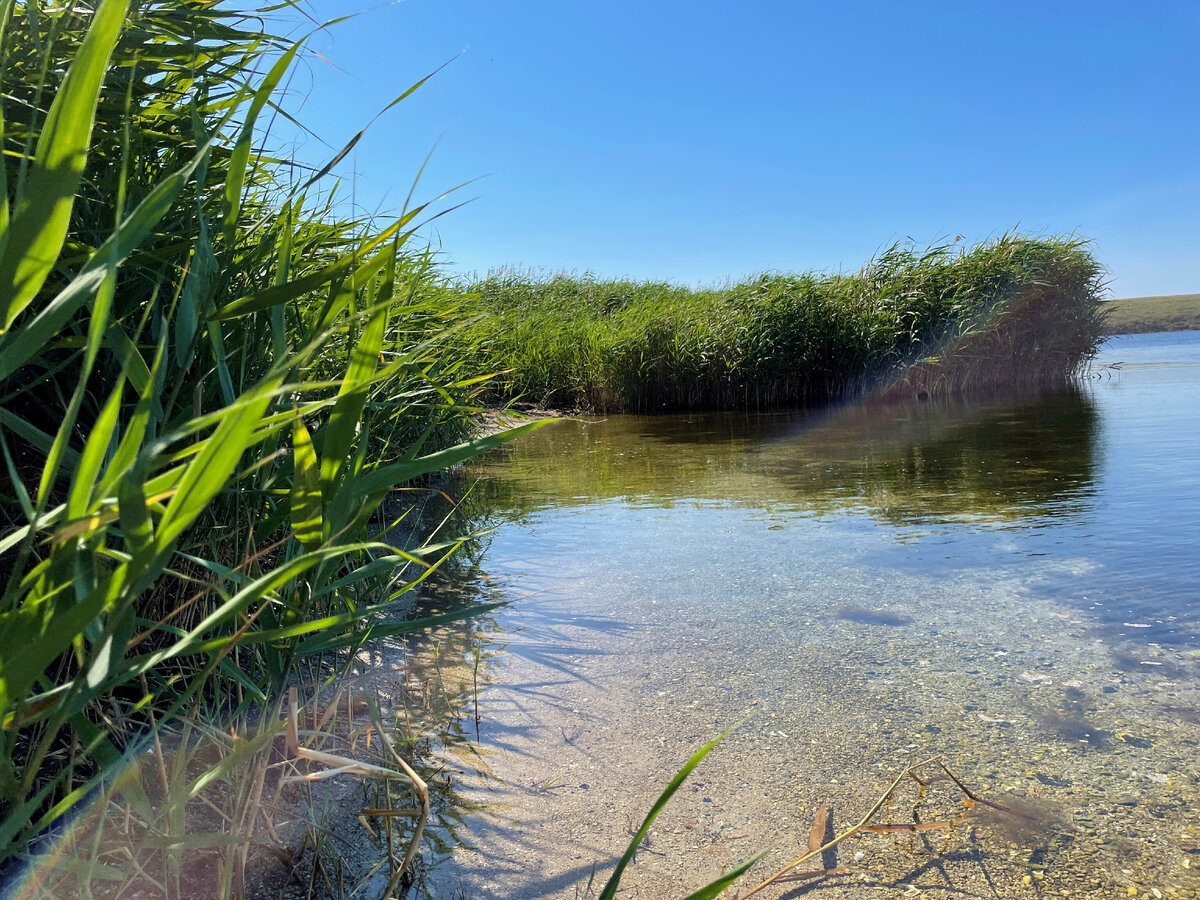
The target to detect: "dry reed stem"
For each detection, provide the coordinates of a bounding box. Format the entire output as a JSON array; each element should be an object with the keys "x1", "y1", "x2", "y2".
[
  {"x1": 737, "y1": 756, "x2": 1026, "y2": 899},
  {"x1": 283, "y1": 687, "x2": 429, "y2": 891}
]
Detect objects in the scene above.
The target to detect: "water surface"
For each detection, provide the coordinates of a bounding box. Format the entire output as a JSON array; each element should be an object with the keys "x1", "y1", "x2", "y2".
[{"x1": 403, "y1": 331, "x2": 1200, "y2": 898}]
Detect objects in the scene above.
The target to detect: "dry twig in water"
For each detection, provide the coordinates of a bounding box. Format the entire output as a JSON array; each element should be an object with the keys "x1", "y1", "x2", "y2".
[{"x1": 738, "y1": 756, "x2": 1034, "y2": 898}]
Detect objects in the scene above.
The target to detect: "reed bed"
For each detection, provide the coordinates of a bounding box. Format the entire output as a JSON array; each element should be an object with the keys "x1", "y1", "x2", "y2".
[
  {"x1": 0, "y1": 0, "x2": 533, "y2": 892},
  {"x1": 0, "y1": 0, "x2": 1110, "y2": 893},
  {"x1": 461, "y1": 237, "x2": 1108, "y2": 412}
]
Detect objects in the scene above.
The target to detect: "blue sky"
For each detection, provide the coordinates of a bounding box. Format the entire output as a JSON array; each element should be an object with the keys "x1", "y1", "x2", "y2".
[{"x1": 282, "y1": 1, "x2": 1199, "y2": 296}]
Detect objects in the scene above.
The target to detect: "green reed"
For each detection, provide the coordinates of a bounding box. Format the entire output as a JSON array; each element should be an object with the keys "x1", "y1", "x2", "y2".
[
  {"x1": 460, "y1": 236, "x2": 1108, "y2": 412},
  {"x1": 0, "y1": 0, "x2": 541, "y2": 892},
  {"x1": 0, "y1": 1, "x2": 1110, "y2": 895}
]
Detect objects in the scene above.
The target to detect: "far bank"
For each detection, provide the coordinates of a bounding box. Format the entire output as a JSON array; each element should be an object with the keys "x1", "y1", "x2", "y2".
[{"x1": 1104, "y1": 292, "x2": 1200, "y2": 334}]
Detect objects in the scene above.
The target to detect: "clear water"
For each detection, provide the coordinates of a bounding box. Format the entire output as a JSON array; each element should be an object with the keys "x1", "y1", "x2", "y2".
[{"x1": 405, "y1": 331, "x2": 1200, "y2": 899}]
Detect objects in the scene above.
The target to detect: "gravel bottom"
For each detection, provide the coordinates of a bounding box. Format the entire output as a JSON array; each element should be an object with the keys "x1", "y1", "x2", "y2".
[
  {"x1": 263, "y1": 491, "x2": 1200, "y2": 900},
  {"x1": 394, "y1": 557, "x2": 1200, "y2": 900}
]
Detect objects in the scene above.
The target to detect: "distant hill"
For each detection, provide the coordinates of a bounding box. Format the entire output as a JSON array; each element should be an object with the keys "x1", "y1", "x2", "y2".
[{"x1": 1102, "y1": 293, "x2": 1200, "y2": 334}]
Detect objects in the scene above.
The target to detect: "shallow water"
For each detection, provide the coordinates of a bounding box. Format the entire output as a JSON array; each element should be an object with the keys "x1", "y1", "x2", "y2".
[{"x1": 399, "y1": 332, "x2": 1200, "y2": 899}]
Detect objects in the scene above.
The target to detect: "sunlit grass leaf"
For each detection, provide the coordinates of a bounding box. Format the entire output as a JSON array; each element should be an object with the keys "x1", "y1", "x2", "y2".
[
  {"x1": 0, "y1": 133, "x2": 215, "y2": 381},
  {"x1": 352, "y1": 418, "x2": 554, "y2": 499},
  {"x1": 66, "y1": 386, "x2": 123, "y2": 520},
  {"x1": 0, "y1": 0, "x2": 129, "y2": 329},
  {"x1": 679, "y1": 852, "x2": 766, "y2": 900},
  {"x1": 154, "y1": 378, "x2": 278, "y2": 549},
  {"x1": 321, "y1": 297, "x2": 392, "y2": 498},
  {"x1": 290, "y1": 414, "x2": 323, "y2": 550},
  {"x1": 221, "y1": 40, "x2": 302, "y2": 249}
]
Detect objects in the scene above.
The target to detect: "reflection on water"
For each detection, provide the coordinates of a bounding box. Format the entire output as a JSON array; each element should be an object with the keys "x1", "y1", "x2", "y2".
[
  {"x1": 755, "y1": 390, "x2": 1099, "y2": 526},
  {"x1": 464, "y1": 389, "x2": 1100, "y2": 527},
  {"x1": 461, "y1": 333, "x2": 1199, "y2": 647},
  {"x1": 403, "y1": 331, "x2": 1200, "y2": 897}
]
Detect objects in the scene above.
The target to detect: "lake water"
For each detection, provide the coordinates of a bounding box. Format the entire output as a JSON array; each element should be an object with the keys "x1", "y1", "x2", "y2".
[{"x1": 395, "y1": 331, "x2": 1200, "y2": 899}]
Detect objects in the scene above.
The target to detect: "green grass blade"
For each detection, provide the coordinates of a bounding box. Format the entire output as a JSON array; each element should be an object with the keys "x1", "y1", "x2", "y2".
[
  {"x1": 678, "y1": 852, "x2": 766, "y2": 900},
  {"x1": 320, "y1": 294, "x2": 391, "y2": 497},
  {"x1": 269, "y1": 202, "x2": 294, "y2": 363},
  {"x1": 215, "y1": 218, "x2": 405, "y2": 320},
  {"x1": 289, "y1": 415, "x2": 323, "y2": 549},
  {"x1": 0, "y1": 575, "x2": 119, "y2": 714},
  {"x1": 0, "y1": 429, "x2": 35, "y2": 523},
  {"x1": 177, "y1": 215, "x2": 218, "y2": 368},
  {"x1": 97, "y1": 337, "x2": 168, "y2": 499},
  {"x1": 291, "y1": 67, "x2": 441, "y2": 196},
  {"x1": 0, "y1": 0, "x2": 130, "y2": 329},
  {"x1": 206, "y1": 315, "x2": 237, "y2": 406},
  {"x1": 0, "y1": 137, "x2": 213, "y2": 381},
  {"x1": 66, "y1": 385, "x2": 123, "y2": 520},
  {"x1": 221, "y1": 41, "x2": 302, "y2": 249},
  {"x1": 288, "y1": 601, "x2": 505, "y2": 658},
  {"x1": 598, "y1": 724, "x2": 739, "y2": 900},
  {"x1": 0, "y1": 29, "x2": 10, "y2": 265},
  {"x1": 155, "y1": 378, "x2": 279, "y2": 548},
  {"x1": 104, "y1": 321, "x2": 153, "y2": 395},
  {"x1": 352, "y1": 419, "x2": 554, "y2": 499},
  {"x1": 117, "y1": 457, "x2": 154, "y2": 554},
  {"x1": 0, "y1": 407, "x2": 78, "y2": 466},
  {"x1": 36, "y1": 265, "x2": 115, "y2": 503}
]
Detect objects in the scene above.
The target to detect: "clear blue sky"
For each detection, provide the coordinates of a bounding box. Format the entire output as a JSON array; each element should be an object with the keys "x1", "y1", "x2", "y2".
[{"x1": 280, "y1": 1, "x2": 1199, "y2": 296}]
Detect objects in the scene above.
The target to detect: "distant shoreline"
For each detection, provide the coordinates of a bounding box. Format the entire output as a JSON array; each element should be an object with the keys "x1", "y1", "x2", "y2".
[{"x1": 1103, "y1": 293, "x2": 1200, "y2": 334}]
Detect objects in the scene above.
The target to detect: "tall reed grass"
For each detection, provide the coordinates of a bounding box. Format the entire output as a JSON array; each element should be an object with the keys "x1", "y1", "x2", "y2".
[
  {"x1": 0, "y1": 0, "x2": 536, "y2": 892},
  {"x1": 0, "y1": 0, "x2": 1110, "y2": 893},
  {"x1": 461, "y1": 236, "x2": 1108, "y2": 412}
]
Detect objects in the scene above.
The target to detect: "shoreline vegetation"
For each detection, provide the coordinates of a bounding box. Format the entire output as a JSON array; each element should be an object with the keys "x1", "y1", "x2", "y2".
[
  {"x1": 458, "y1": 236, "x2": 1108, "y2": 414},
  {"x1": 0, "y1": 0, "x2": 1147, "y2": 896},
  {"x1": 0, "y1": 0, "x2": 540, "y2": 895}
]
